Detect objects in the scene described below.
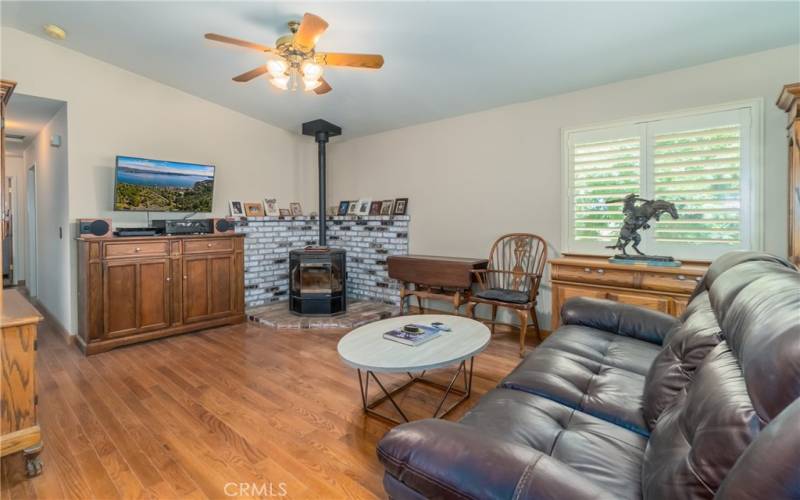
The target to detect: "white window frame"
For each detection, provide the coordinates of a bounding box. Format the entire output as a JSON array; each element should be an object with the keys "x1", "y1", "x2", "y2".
[{"x1": 561, "y1": 99, "x2": 763, "y2": 260}]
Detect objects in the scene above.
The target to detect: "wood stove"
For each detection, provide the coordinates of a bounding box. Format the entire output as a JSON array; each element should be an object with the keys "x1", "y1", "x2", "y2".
[
  {"x1": 289, "y1": 248, "x2": 346, "y2": 315},
  {"x1": 290, "y1": 118, "x2": 347, "y2": 316}
]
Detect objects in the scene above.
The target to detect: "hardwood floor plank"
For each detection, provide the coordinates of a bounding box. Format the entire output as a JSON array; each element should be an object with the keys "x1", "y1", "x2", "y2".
[{"x1": 1, "y1": 310, "x2": 529, "y2": 499}]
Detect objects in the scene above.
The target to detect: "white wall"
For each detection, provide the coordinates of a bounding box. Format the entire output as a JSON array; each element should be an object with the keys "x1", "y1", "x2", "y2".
[
  {"x1": 22, "y1": 104, "x2": 70, "y2": 326},
  {"x1": 1, "y1": 27, "x2": 308, "y2": 334},
  {"x1": 326, "y1": 45, "x2": 800, "y2": 327}
]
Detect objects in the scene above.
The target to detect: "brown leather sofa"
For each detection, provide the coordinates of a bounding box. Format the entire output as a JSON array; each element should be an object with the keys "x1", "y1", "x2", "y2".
[{"x1": 377, "y1": 252, "x2": 800, "y2": 499}]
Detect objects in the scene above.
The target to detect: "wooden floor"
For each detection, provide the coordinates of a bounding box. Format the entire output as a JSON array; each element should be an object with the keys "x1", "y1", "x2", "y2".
[{"x1": 0, "y1": 311, "x2": 536, "y2": 499}]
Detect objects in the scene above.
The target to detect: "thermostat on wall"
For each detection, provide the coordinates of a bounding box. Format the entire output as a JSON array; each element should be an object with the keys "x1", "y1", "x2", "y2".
[{"x1": 50, "y1": 135, "x2": 61, "y2": 147}]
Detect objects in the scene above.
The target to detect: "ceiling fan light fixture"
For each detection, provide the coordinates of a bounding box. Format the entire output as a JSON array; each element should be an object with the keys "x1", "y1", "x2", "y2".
[
  {"x1": 303, "y1": 79, "x2": 322, "y2": 91},
  {"x1": 267, "y1": 58, "x2": 288, "y2": 77},
  {"x1": 269, "y1": 76, "x2": 289, "y2": 90},
  {"x1": 301, "y1": 61, "x2": 323, "y2": 81}
]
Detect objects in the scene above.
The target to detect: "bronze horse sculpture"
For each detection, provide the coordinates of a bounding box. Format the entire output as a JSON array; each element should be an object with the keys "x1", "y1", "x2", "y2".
[{"x1": 605, "y1": 194, "x2": 679, "y2": 256}]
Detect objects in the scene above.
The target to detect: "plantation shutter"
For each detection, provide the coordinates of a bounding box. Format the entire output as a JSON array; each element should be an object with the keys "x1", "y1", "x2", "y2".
[
  {"x1": 565, "y1": 105, "x2": 758, "y2": 258},
  {"x1": 568, "y1": 126, "x2": 642, "y2": 251}
]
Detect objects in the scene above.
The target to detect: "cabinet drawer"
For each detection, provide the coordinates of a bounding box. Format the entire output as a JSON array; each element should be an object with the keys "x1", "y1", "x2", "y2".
[
  {"x1": 641, "y1": 272, "x2": 702, "y2": 294},
  {"x1": 554, "y1": 265, "x2": 635, "y2": 288},
  {"x1": 605, "y1": 291, "x2": 671, "y2": 314},
  {"x1": 183, "y1": 238, "x2": 234, "y2": 254},
  {"x1": 104, "y1": 241, "x2": 169, "y2": 259}
]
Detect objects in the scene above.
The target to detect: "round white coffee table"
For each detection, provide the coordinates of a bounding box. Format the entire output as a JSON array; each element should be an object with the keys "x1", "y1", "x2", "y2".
[{"x1": 337, "y1": 314, "x2": 490, "y2": 424}]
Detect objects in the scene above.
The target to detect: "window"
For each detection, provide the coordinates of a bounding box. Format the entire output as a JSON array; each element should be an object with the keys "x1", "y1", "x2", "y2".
[{"x1": 562, "y1": 101, "x2": 761, "y2": 260}]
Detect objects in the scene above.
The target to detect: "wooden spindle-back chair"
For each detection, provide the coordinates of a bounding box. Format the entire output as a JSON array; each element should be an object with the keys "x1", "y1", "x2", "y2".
[{"x1": 466, "y1": 233, "x2": 548, "y2": 356}]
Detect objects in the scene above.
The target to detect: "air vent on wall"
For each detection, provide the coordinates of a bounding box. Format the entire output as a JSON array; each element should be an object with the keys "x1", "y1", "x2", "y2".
[{"x1": 5, "y1": 134, "x2": 24, "y2": 142}]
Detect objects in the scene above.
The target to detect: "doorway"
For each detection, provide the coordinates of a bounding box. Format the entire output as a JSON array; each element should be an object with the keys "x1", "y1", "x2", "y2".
[{"x1": 26, "y1": 163, "x2": 36, "y2": 297}]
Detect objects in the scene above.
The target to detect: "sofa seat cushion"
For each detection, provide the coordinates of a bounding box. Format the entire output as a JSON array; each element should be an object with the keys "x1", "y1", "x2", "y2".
[
  {"x1": 533, "y1": 324, "x2": 660, "y2": 376},
  {"x1": 460, "y1": 388, "x2": 647, "y2": 500},
  {"x1": 474, "y1": 288, "x2": 530, "y2": 304},
  {"x1": 501, "y1": 345, "x2": 649, "y2": 435}
]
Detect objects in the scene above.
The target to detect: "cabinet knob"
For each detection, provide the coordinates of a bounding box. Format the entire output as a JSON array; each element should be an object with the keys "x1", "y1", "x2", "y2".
[
  {"x1": 135, "y1": 247, "x2": 141, "y2": 252},
  {"x1": 596, "y1": 269, "x2": 605, "y2": 274},
  {"x1": 207, "y1": 243, "x2": 213, "y2": 247},
  {"x1": 583, "y1": 267, "x2": 591, "y2": 273},
  {"x1": 695, "y1": 276, "x2": 702, "y2": 282},
  {"x1": 677, "y1": 274, "x2": 686, "y2": 281},
  {"x1": 183, "y1": 275, "x2": 188, "y2": 280},
  {"x1": 166, "y1": 277, "x2": 171, "y2": 282}
]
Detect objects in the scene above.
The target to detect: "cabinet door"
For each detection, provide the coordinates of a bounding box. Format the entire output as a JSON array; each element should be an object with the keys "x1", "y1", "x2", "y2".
[
  {"x1": 104, "y1": 261, "x2": 138, "y2": 337},
  {"x1": 183, "y1": 256, "x2": 210, "y2": 323},
  {"x1": 605, "y1": 291, "x2": 670, "y2": 314},
  {"x1": 138, "y1": 259, "x2": 170, "y2": 332},
  {"x1": 208, "y1": 254, "x2": 235, "y2": 316},
  {"x1": 104, "y1": 259, "x2": 170, "y2": 338},
  {"x1": 551, "y1": 284, "x2": 608, "y2": 328}
]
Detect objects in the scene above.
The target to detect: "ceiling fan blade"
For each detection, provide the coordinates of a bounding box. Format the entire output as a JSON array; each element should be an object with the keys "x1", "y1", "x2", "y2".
[
  {"x1": 316, "y1": 52, "x2": 384, "y2": 69},
  {"x1": 205, "y1": 33, "x2": 272, "y2": 53},
  {"x1": 313, "y1": 77, "x2": 332, "y2": 95},
  {"x1": 293, "y1": 13, "x2": 328, "y2": 50},
  {"x1": 232, "y1": 65, "x2": 268, "y2": 82}
]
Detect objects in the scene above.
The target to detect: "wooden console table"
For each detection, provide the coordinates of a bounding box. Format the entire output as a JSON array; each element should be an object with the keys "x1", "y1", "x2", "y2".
[
  {"x1": 387, "y1": 255, "x2": 488, "y2": 314},
  {"x1": 1, "y1": 289, "x2": 44, "y2": 476},
  {"x1": 550, "y1": 254, "x2": 709, "y2": 329},
  {"x1": 77, "y1": 233, "x2": 245, "y2": 354}
]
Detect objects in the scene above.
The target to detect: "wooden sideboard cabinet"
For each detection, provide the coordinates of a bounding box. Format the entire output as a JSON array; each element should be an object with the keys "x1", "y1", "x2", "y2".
[
  {"x1": 777, "y1": 83, "x2": 800, "y2": 266},
  {"x1": 1, "y1": 289, "x2": 44, "y2": 476},
  {"x1": 77, "y1": 233, "x2": 245, "y2": 354},
  {"x1": 550, "y1": 254, "x2": 709, "y2": 329}
]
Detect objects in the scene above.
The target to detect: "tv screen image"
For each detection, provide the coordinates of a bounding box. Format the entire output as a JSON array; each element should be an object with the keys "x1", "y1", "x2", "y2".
[{"x1": 114, "y1": 156, "x2": 215, "y2": 212}]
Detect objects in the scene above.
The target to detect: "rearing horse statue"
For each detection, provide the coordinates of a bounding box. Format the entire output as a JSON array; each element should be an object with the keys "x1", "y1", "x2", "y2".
[{"x1": 605, "y1": 194, "x2": 679, "y2": 256}]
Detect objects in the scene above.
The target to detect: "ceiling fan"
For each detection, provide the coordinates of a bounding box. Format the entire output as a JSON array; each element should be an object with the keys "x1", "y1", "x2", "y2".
[{"x1": 205, "y1": 13, "x2": 384, "y2": 95}]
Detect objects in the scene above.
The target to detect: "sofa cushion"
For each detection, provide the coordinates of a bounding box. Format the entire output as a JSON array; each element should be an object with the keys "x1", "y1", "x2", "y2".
[
  {"x1": 500, "y1": 341, "x2": 650, "y2": 435},
  {"x1": 459, "y1": 389, "x2": 647, "y2": 500},
  {"x1": 642, "y1": 291, "x2": 722, "y2": 429},
  {"x1": 531, "y1": 324, "x2": 660, "y2": 376}
]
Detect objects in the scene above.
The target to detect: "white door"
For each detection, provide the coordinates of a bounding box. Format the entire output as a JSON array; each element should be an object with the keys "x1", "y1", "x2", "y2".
[{"x1": 26, "y1": 164, "x2": 37, "y2": 297}]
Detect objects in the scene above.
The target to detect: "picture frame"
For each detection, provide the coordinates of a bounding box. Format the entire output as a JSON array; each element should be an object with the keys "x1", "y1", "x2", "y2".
[
  {"x1": 356, "y1": 198, "x2": 371, "y2": 216},
  {"x1": 369, "y1": 201, "x2": 382, "y2": 216},
  {"x1": 338, "y1": 200, "x2": 350, "y2": 216},
  {"x1": 327, "y1": 206, "x2": 338, "y2": 217},
  {"x1": 279, "y1": 208, "x2": 291, "y2": 217},
  {"x1": 229, "y1": 200, "x2": 245, "y2": 217},
  {"x1": 380, "y1": 200, "x2": 394, "y2": 216},
  {"x1": 244, "y1": 202, "x2": 265, "y2": 217},
  {"x1": 289, "y1": 202, "x2": 303, "y2": 216},
  {"x1": 393, "y1": 198, "x2": 408, "y2": 215},
  {"x1": 347, "y1": 200, "x2": 359, "y2": 215},
  {"x1": 263, "y1": 198, "x2": 279, "y2": 216}
]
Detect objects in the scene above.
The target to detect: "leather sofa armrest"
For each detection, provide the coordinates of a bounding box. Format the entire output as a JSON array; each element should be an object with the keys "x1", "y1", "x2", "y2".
[
  {"x1": 560, "y1": 297, "x2": 679, "y2": 345},
  {"x1": 377, "y1": 419, "x2": 614, "y2": 500}
]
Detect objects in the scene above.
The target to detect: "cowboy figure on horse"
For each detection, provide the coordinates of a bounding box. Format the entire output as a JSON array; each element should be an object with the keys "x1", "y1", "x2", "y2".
[{"x1": 605, "y1": 193, "x2": 679, "y2": 256}]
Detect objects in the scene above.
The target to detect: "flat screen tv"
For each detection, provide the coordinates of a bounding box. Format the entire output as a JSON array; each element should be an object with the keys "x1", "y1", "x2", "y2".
[{"x1": 113, "y1": 155, "x2": 215, "y2": 212}]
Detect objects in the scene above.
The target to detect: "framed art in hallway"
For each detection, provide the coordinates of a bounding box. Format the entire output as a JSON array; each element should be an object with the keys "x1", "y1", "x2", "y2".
[
  {"x1": 263, "y1": 198, "x2": 279, "y2": 216},
  {"x1": 229, "y1": 200, "x2": 245, "y2": 217},
  {"x1": 369, "y1": 201, "x2": 382, "y2": 216},
  {"x1": 348, "y1": 200, "x2": 359, "y2": 215},
  {"x1": 380, "y1": 200, "x2": 394, "y2": 215},
  {"x1": 289, "y1": 202, "x2": 303, "y2": 216},
  {"x1": 279, "y1": 208, "x2": 291, "y2": 217},
  {"x1": 338, "y1": 201, "x2": 350, "y2": 215},
  {"x1": 393, "y1": 198, "x2": 408, "y2": 215},
  {"x1": 244, "y1": 202, "x2": 265, "y2": 217}
]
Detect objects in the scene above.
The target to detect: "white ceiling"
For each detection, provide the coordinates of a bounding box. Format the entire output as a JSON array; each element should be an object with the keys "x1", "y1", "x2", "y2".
[
  {"x1": 2, "y1": 2, "x2": 798, "y2": 138},
  {"x1": 4, "y1": 93, "x2": 65, "y2": 154}
]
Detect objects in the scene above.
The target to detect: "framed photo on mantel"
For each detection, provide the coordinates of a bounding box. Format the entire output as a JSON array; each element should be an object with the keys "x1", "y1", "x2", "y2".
[
  {"x1": 369, "y1": 201, "x2": 382, "y2": 216},
  {"x1": 393, "y1": 198, "x2": 408, "y2": 215}
]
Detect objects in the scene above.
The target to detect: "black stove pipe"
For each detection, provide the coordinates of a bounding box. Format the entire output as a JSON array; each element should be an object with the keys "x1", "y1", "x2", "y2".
[
  {"x1": 316, "y1": 131, "x2": 329, "y2": 246},
  {"x1": 302, "y1": 119, "x2": 342, "y2": 248}
]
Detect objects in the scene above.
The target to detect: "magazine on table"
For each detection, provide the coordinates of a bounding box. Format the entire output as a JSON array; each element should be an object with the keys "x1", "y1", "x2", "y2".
[{"x1": 383, "y1": 323, "x2": 443, "y2": 346}]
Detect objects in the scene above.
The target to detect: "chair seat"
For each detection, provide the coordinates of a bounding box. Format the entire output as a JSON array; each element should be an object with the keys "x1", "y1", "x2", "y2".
[{"x1": 474, "y1": 288, "x2": 530, "y2": 304}]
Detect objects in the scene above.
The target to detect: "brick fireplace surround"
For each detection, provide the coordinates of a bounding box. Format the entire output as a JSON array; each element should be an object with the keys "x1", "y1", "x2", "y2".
[{"x1": 237, "y1": 215, "x2": 410, "y2": 310}]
